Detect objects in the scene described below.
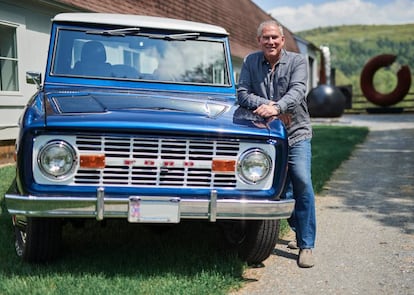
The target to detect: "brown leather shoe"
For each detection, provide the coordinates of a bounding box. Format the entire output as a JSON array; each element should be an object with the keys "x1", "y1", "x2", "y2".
[
  {"x1": 298, "y1": 249, "x2": 315, "y2": 268},
  {"x1": 287, "y1": 240, "x2": 298, "y2": 249}
]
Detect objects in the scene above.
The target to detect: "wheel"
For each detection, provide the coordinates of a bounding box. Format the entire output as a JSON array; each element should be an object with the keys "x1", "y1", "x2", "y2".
[
  {"x1": 13, "y1": 216, "x2": 62, "y2": 263},
  {"x1": 219, "y1": 220, "x2": 280, "y2": 265}
]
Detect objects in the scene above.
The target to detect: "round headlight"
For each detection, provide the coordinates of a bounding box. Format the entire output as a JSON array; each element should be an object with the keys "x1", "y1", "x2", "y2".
[
  {"x1": 38, "y1": 140, "x2": 77, "y2": 179},
  {"x1": 238, "y1": 149, "x2": 272, "y2": 184}
]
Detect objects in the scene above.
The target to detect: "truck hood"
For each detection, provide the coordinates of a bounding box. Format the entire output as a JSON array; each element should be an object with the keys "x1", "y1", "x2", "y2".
[
  {"x1": 48, "y1": 89, "x2": 231, "y2": 118},
  {"x1": 38, "y1": 88, "x2": 286, "y2": 139}
]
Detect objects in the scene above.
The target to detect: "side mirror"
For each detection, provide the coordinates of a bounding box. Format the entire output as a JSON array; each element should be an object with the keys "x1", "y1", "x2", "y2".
[{"x1": 26, "y1": 71, "x2": 42, "y2": 89}]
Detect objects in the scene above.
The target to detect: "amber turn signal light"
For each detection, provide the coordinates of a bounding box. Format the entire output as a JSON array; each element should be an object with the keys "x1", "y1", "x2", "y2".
[
  {"x1": 80, "y1": 154, "x2": 105, "y2": 169},
  {"x1": 212, "y1": 159, "x2": 236, "y2": 172}
]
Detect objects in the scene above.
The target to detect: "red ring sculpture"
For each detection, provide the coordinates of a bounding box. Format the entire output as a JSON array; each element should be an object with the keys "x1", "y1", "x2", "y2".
[{"x1": 360, "y1": 54, "x2": 411, "y2": 107}]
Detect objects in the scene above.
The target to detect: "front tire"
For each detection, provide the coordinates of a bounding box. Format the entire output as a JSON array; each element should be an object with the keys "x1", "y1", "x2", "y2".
[
  {"x1": 220, "y1": 220, "x2": 280, "y2": 265},
  {"x1": 13, "y1": 216, "x2": 62, "y2": 263}
]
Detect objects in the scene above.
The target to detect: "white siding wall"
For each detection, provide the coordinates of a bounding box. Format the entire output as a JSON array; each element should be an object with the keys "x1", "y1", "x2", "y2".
[
  {"x1": 0, "y1": 1, "x2": 58, "y2": 140},
  {"x1": 295, "y1": 37, "x2": 319, "y2": 92}
]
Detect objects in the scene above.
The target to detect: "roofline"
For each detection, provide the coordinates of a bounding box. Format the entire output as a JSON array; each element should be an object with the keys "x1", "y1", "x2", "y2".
[
  {"x1": 293, "y1": 35, "x2": 321, "y2": 52},
  {"x1": 52, "y1": 13, "x2": 229, "y2": 35}
]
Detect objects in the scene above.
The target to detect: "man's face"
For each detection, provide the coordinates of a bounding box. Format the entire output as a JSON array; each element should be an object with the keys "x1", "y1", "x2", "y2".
[{"x1": 257, "y1": 24, "x2": 285, "y2": 62}]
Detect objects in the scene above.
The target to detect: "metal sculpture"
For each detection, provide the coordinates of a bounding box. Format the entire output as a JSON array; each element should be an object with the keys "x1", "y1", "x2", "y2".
[
  {"x1": 307, "y1": 46, "x2": 346, "y2": 118},
  {"x1": 360, "y1": 54, "x2": 411, "y2": 107},
  {"x1": 307, "y1": 84, "x2": 346, "y2": 118}
]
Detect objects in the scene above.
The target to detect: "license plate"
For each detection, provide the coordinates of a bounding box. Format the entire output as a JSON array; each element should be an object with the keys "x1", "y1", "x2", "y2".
[{"x1": 128, "y1": 196, "x2": 180, "y2": 223}]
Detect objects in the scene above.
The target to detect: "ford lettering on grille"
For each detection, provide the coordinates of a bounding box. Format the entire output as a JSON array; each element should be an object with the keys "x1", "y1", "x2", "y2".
[{"x1": 74, "y1": 136, "x2": 239, "y2": 188}]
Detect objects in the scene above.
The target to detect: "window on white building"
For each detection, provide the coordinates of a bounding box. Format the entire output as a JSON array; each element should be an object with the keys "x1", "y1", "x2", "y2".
[{"x1": 0, "y1": 24, "x2": 19, "y2": 91}]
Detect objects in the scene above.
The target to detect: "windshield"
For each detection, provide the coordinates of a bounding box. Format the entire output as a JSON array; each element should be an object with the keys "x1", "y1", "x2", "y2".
[{"x1": 51, "y1": 27, "x2": 230, "y2": 86}]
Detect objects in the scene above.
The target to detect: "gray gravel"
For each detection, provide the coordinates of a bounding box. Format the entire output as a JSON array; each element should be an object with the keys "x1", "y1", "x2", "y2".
[{"x1": 233, "y1": 113, "x2": 414, "y2": 295}]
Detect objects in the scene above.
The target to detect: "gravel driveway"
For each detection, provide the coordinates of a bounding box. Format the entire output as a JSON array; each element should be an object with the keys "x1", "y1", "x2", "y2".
[{"x1": 233, "y1": 113, "x2": 414, "y2": 295}]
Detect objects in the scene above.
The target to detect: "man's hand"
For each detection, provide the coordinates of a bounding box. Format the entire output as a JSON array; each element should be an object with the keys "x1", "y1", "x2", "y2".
[
  {"x1": 253, "y1": 103, "x2": 291, "y2": 127},
  {"x1": 253, "y1": 102, "x2": 279, "y2": 117},
  {"x1": 278, "y1": 113, "x2": 292, "y2": 127}
]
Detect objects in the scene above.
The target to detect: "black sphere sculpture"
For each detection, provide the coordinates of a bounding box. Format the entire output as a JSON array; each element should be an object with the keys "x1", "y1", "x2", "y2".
[{"x1": 307, "y1": 84, "x2": 346, "y2": 118}]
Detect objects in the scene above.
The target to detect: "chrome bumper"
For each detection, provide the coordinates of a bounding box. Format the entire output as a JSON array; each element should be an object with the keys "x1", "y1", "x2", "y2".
[{"x1": 5, "y1": 189, "x2": 294, "y2": 222}]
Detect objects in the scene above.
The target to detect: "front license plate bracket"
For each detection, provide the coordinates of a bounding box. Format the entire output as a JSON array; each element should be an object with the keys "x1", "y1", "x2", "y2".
[{"x1": 128, "y1": 196, "x2": 180, "y2": 223}]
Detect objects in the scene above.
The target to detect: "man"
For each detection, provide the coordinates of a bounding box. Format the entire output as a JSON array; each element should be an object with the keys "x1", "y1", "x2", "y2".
[{"x1": 237, "y1": 20, "x2": 316, "y2": 268}]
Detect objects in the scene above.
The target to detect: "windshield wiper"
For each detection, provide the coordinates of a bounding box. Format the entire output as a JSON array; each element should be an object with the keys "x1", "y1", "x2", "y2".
[
  {"x1": 86, "y1": 28, "x2": 141, "y2": 36},
  {"x1": 138, "y1": 32, "x2": 200, "y2": 40},
  {"x1": 86, "y1": 29, "x2": 199, "y2": 40}
]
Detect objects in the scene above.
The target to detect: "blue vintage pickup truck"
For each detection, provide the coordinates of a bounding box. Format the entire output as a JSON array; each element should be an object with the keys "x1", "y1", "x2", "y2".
[{"x1": 5, "y1": 13, "x2": 294, "y2": 265}]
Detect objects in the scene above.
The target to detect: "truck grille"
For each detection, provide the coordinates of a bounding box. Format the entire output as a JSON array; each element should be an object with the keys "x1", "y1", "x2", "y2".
[{"x1": 74, "y1": 136, "x2": 239, "y2": 188}]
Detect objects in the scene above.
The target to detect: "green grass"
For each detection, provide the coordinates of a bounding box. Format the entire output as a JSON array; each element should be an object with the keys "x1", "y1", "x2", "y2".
[
  {"x1": 0, "y1": 125, "x2": 368, "y2": 294},
  {"x1": 311, "y1": 125, "x2": 369, "y2": 193}
]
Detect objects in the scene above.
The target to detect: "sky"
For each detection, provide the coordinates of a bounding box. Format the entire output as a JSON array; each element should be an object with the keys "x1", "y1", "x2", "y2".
[{"x1": 251, "y1": 0, "x2": 414, "y2": 32}]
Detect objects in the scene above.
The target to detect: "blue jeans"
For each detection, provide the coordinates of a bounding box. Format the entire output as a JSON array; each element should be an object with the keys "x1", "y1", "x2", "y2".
[{"x1": 284, "y1": 138, "x2": 316, "y2": 249}]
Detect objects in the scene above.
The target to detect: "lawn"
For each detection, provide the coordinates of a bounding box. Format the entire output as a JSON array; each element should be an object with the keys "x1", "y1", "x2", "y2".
[
  {"x1": 311, "y1": 125, "x2": 369, "y2": 193},
  {"x1": 0, "y1": 125, "x2": 368, "y2": 295}
]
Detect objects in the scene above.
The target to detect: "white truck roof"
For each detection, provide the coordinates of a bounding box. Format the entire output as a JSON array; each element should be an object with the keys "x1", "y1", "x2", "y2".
[{"x1": 53, "y1": 13, "x2": 228, "y2": 35}]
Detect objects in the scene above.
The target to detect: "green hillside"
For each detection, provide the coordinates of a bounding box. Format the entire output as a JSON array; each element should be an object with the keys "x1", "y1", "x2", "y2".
[{"x1": 297, "y1": 24, "x2": 414, "y2": 96}]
